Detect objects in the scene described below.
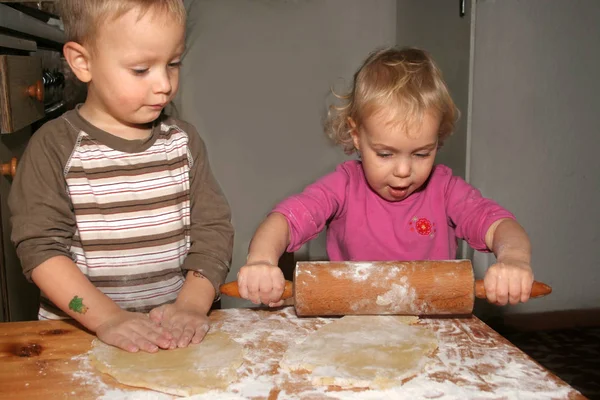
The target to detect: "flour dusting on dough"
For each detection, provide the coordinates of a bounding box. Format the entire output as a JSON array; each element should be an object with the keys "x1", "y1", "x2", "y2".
[
  {"x1": 280, "y1": 315, "x2": 436, "y2": 389},
  {"x1": 89, "y1": 332, "x2": 243, "y2": 397}
]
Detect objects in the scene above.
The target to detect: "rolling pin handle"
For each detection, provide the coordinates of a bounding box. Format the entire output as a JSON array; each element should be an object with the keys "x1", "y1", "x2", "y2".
[
  {"x1": 220, "y1": 280, "x2": 294, "y2": 300},
  {"x1": 474, "y1": 280, "x2": 552, "y2": 299}
]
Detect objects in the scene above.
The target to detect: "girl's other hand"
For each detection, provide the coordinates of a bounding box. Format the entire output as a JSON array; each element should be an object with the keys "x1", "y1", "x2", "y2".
[
  {"x1": 237, "y1": 262, "x2": 285, "y2": 307},
  {"x1": 483, "y1": 259, "x2": 534, "y2": 305}
]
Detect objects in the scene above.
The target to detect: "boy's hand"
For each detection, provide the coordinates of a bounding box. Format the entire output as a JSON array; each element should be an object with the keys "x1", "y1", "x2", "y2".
[
  {"x1": 237, "y1": 262, "x2": 285, "y2": 307},
  {"x1": 149, "y1": 303, "x2": 210, "y2": 349},
  {"x1": 483, "y1": 259, "x2": 534, "y2": 305},
  {"x1": 95, "y1": 309, "x2": 173, "y2": 353}
]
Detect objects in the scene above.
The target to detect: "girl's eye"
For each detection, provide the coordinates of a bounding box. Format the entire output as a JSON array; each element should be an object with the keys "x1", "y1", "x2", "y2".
[
  {"x1": 377, "y1": 153, "x2": 392, "y2": 158},
  {"x1": 132, "y1": 68, "x2": 148, "y2": 76},
  {"x1": 168, "y1": 61, "x2": 182, "y2": 68},
  {"x1": 415, "y1": 153, "x2": 431, "y2": 158}
]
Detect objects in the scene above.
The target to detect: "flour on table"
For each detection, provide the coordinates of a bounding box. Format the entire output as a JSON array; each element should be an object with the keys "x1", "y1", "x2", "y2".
[
  {"x1": 280, "y1": 315, "x2": 438, "y2": 389},
  {"x1": 89, "y1": 332, "x2": 243, "y2": 397},
  {"x1": 68, "y1": 307, "x2": 578, "y2": 400}
]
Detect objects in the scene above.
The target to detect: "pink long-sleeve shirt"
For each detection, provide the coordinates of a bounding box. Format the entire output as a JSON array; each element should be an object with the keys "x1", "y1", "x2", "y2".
[{"x1": 273, "y1": 161, "x2": 514, "y2": 261}]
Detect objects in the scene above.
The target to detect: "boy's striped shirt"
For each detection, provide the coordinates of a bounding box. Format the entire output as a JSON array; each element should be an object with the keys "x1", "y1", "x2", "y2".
[{"x1": 9, "y1": 108, "x2": 233, "y2": 320}]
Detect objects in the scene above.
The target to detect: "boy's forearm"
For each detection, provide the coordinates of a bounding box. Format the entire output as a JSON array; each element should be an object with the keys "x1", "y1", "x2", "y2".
[
  {"x1": 176, "y1": 271, "x2": 216, "y2": 315},
  {"x1": 485, "y1": 218, "x2": 531, "y2": 265},
  {"x1": 246, "y1": 212, "x2": 290, "y2": 265},
  {"x1": 31, "y1": 256, "x2": 122, "y2": 331}
]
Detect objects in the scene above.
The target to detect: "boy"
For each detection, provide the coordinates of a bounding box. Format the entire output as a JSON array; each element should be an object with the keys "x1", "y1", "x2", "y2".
[{"x1": 8, "y1": 0, "x2": 233, "y2": 353}]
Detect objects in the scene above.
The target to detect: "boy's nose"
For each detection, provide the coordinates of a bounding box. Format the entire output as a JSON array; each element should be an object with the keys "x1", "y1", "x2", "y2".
[{"x1": 153, "y1": 71, "x2": 172, "y2": 95}]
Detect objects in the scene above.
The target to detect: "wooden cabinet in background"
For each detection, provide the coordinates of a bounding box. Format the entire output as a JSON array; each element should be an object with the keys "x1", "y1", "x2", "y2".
[
  {"x1": 0, "y1": 55, "x2": 45, "y2": 134},
  {"x1": 0, "y1": 1, "x2": 68, "y2": 322}
]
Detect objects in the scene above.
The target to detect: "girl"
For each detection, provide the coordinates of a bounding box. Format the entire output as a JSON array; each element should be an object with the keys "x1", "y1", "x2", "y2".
[{"x1": 237, "y1": 47, "x2": 533, "y2": 309}]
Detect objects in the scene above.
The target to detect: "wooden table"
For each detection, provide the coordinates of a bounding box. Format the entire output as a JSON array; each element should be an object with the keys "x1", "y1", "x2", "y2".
[{"x1": 0, "y1": 307, "x2": 586, "y2": 399}]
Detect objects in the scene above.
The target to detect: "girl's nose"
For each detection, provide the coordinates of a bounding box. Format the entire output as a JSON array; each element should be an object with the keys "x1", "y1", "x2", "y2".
[{"x1": 394, "y1": 158, "x2": 411, "y2": 178}]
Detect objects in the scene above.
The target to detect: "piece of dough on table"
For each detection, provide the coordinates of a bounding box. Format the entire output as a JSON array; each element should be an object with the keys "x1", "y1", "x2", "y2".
[
  {"x1": 89, "y1": 332, "x2": 243, "y2": 396},
  {"x1": 280, "y1": 315, "x2": 438, "y2": 389}
]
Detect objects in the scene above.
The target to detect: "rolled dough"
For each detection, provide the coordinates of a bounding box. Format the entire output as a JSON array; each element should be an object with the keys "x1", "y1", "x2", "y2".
[
  {"x1": 89, "y1": 332, "x2": 243, "y2": 396},
  {"x1": 280, "y1": 315, "x2": 438, "y2": 389}
]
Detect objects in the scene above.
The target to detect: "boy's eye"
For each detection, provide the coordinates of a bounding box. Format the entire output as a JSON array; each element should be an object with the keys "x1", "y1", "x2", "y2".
[
  {"x1": 132, "y1": 68, "x2": 148, "y2": 75},
  {"x1": 168, "y1": 61, "x2": 182, "y2": 68}
]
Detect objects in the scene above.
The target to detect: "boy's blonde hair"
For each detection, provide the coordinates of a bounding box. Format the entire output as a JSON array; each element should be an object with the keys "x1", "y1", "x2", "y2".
[
  {"x1": 60, "y1": 0, "x2": 186, "y2": 47},
  {"x1": 326, "y1": 47, "x2": 458, "y2": 154}
]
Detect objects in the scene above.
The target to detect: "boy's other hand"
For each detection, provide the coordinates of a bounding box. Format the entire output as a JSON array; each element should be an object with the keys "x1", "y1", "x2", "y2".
[
  {"x1": 237, "y1": 262, "x2": 285, "y2": 307},
  {"x1": 149, "y1": 303, "x2": 210, "y2": 349},
  {"x1": 483, "y1": 259, "x2": 534, "y2": 306},
  {"x1": 96, "y1": 310, "x2": 173, "y2": 353}
]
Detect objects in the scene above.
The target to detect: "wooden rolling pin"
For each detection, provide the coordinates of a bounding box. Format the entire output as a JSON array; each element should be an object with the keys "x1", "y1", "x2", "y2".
[{"x1": 220, "y1": 260, "x2": 552, "y2": 316}]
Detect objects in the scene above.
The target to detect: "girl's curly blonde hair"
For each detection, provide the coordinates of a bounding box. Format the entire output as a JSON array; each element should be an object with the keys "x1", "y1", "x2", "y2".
[{"x1": 325, "y1": 47, "x2": 459, "y2": 154}]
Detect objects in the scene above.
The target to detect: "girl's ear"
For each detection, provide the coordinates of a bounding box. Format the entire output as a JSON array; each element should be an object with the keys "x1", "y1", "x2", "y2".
[
  {"x1": 63, "y1": 41, "x2": 92, "y2": 83},
  {"x1": 348, "y1": 117, "x2": 360, "y2": 151}
]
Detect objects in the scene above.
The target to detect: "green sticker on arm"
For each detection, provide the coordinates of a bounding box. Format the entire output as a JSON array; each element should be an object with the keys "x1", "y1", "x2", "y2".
[{"x1": 68, "y1": 296, "x2": 89, "y2": 314}]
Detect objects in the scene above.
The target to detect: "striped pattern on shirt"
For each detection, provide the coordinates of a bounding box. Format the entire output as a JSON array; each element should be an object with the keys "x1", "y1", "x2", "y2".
[{"x1": 39, "y1": 122, "x2": 192, "y2": 320}]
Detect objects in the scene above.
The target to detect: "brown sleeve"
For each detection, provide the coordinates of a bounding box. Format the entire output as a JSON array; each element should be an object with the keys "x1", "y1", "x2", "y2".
[
  {"x1": 178, "y1": 121, "x2": 234, "y2": 296},
  {"x1": 8, "y1": 117, "x2": 78, "y2": 280}
]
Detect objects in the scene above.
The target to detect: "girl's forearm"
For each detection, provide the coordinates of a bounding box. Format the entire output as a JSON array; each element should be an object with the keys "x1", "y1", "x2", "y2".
[
  {"x1": 485, "y1": 218, "x2": 531, "y2": 264},
  {"x1": 246, "y1": 212, "x2": 290, "y2": 265}
]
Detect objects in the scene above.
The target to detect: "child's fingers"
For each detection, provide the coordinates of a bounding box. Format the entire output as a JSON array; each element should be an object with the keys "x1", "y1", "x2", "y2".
[
  {"x1": 268, "y1": 300, "x2": 285, "y2": 307},
  {"x1": 495, "y1": 275, "x2": 509, "y2": 305},
  {"x1": 138, "y1": 322, "x2": 172, "y2": 349},
  {"x1": 258, "y1": 280, "x2": 274, "y2": 305},
  {"x1": 246, "y1": 275, "x2": 261, "y2": 304},
  {"x1": 169, "y1": 324, "x2": 183, "y2": 344},
  {"x1": 191, "y1": 323, "x2": 210, "y2": 345},
  {"x1": 237, "y1": 272, "x2": 249, "y2": 300},
  {"x1": 177, "y1": 325, "x2": 196, "y2": 348},
  {"x1": 269, "y1": 275, "x2": 285, "y2": 305},
  {"x1": 521, "y1": 276, "x2": 533, "y2": 302},
  {"x1": 484, "y1": 273, "x2": 498, "y2": 304},
  {"x1": 111, "y1": 335, "x2": 140, "y2": 353},
  {"x1": 149, "y1": 305, "x2": 166, "y2": 324},
  {"x1": 122, "y1": 326, "x2": 161, "y2": 353},
  {"x1": 132, "y1": 336, "x2": 159, "y2": 353},
  {"x1": 508, "y1": 277, "x2": 522, "y2": 305},
  {"x1": 119, "y1": 340, "x2": 140, "y2": 353}
]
